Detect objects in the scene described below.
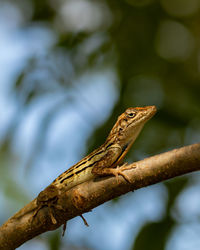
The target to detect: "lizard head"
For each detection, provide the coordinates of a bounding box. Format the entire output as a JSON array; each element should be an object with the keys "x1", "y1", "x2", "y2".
[{"x1": 106, "y1": 105, "x2": 156, "y2": 147}]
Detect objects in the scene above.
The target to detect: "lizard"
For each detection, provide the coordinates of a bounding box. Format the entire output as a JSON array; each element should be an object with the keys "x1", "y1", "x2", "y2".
[{"x1": 33, "y1": 105, "x2": 156, "y2": 230}]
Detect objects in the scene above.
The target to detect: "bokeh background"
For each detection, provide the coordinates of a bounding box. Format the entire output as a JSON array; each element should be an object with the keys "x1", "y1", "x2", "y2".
[{"x1": 1, "y1": 0, "x2": 200, "y2": 249}]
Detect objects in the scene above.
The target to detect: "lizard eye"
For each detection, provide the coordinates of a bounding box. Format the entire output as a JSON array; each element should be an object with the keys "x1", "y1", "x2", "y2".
[{"x1": 127, "y1": 112, "x2": 136, "y2": 118}]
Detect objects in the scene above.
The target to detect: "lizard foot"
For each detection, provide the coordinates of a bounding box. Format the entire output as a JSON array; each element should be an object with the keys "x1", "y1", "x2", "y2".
[
  {"x1": 111, "y1": 164, "x2": 136, "y2": 183},
  {"x1": 32, "y1": 204, "x2": 57, "y2": 225},
  {"x1": 49, "y1": 206, "x2": 57, "y2": 224}
]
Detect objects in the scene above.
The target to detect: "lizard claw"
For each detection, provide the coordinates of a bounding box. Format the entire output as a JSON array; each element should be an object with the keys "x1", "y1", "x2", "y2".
[
  {"x1": 80, "y1": 214, "x2": 89, "y2": 227},
  {"x1": 111, "y1": 164, "x2": 136, "y2": 183},
  {"x1": 62, "y1": 221, "x2": 67, "y2": 236}
]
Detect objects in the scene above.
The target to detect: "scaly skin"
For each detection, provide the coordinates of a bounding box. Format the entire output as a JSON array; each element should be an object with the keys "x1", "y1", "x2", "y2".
[{"x1": 33, "y1": 106, "x2": 157, "y2": 226}]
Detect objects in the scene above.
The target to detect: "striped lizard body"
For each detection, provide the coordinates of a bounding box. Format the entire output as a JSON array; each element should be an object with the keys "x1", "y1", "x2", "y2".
[{"x1": 33, "y1": 106, "x2": 156, "y2": 226}]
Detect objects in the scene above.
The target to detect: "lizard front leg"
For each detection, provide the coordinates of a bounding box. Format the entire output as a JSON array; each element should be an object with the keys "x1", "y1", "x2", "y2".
[{"x1": 91, "y1": 149, "x2": 132, "y2": 183}]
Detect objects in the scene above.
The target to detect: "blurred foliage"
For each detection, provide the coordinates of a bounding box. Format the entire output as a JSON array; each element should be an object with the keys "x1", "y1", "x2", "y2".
[
  {"x1": 133, "y1": 177, "x2": 188, "y2": 250},
  {"x1": 1, "y1": 0, "x2": 200, "y2": 249},
  {"x1": 48, "y1": 231, "x2": 61, "y2": 250}
]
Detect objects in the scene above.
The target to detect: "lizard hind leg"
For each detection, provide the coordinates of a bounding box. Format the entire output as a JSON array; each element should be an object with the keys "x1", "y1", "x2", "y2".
[
  {"x1": 48, "y1": 205, "x2": 57, "y2": 224},
  {"x1": 31, "y1": 203, "x2": 57, "y2": 225},
  {"x1": 31, "y1": 204, "x2": 43, "y2": 223}
]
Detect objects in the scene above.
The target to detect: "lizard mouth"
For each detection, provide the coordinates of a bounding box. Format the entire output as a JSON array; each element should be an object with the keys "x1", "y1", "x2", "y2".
[{"x1": 127, "y1": 106, "x2": 156, "y2": 128}]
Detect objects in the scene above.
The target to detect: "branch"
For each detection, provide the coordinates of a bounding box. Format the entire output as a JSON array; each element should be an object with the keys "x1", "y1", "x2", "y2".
[{"x1": 1, "y1": 143, "x2": 200, "y2": 249}]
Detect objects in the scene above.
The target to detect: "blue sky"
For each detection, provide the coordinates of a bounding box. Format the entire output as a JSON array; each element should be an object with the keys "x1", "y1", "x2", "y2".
[{"x1": 1, "y1": 2, "x2": 200, "y2": 250}]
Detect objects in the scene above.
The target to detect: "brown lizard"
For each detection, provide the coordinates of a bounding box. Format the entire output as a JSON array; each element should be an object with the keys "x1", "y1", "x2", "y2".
[{"x1": 33, "y1": 105, "x2": 156, "y2": 231}]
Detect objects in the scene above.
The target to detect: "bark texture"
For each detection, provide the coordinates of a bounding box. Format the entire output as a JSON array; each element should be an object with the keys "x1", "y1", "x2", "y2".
[{"x1": 0, "y1": 143, "x2": 200, "y2": 249}]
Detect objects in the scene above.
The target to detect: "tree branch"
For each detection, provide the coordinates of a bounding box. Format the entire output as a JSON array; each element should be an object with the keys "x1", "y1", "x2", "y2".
[{"x1": 1, "y1": 143, "x2": 200, "y2": 249}]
